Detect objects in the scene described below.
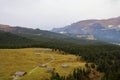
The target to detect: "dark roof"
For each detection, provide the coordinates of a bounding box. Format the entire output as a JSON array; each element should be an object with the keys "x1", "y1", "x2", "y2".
[
  {"x1": 14, "y1": 71, "x2": 26, "y2": 76},
  {"x1": 40, "y1": 64, "x2": 47, "y2": 67},
  {"x1": 47, "y1": 68, "x2": 55, "y2": 72}
]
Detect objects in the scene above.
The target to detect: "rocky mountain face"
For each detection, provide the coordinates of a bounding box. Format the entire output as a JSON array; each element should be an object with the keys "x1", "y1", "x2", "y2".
[{"x1": 52, "y1": 17, "x2": 120, "y2": 43}]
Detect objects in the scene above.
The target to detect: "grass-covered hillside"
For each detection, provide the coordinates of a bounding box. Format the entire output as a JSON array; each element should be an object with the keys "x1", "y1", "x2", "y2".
[{"x1": 0, "y1": 48, "x2": 92, "y2": 80}]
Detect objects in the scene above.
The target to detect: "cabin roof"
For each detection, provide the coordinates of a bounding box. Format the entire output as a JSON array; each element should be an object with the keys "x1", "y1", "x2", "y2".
[
  {"x1": 40, "y1": 64, "x2": 47, "y2": 67},
  {"x1": 47, "y1": 68, "x2": 55, "y2": 72},
  {"x1": 62, "y1": 64, "x2": 69, "y2": 68},
  {"x1": 14, "y1": 71, "x2": 26, "y2": 76}
]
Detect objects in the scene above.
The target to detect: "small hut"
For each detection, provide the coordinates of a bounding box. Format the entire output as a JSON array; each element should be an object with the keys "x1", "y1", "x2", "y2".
[
  {"x1": 47, "y1": 68, "x2": 55, "y2": 72},
  {"x1": 61, "y1": 64, "x2": 69, "y2": 68},
  {"x1": 39, "y1": 64, "x2": 47, "y2": 68},
  {"x1": 14, "y1": 71, "x2": 27, "y2": 77}
]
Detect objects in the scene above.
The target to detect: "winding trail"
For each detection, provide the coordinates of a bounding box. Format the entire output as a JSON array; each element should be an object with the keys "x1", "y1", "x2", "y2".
[{"x1": 13, "y1": 53, "x2": 55, "y2": 80}]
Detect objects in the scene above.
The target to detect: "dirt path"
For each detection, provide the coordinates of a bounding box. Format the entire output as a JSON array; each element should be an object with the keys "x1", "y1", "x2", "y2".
[
  {"x1": 28, "y1": 66, "x2": 39, "y2": 75},
  {"x1": 45, "y1": 54, "x2": 55, "y2": 65}
]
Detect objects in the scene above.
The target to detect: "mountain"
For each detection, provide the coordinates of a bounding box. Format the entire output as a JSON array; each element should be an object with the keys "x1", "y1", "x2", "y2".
[
  {"x1": 0, "y1": 24, "x2": 104, "y2": 49},
  {"x1": 52, "y1": 16, "x2": 120, "y2": 43},
  {"x1": 0, "y1": 24, "x2": 101, "y2": 46}
]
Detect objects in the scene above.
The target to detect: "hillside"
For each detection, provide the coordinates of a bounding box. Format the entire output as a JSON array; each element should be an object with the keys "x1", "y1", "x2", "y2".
[
  {"x1": 52, "y1": 16, "x2": 120, "y2": 43},
  {"x1": 0, "y1": 24, "x2": 68, "y2": 38},
  {"x1": 0, "y1": 24, "x2": 103, "y2": 49},
  {"x1": 0, "y1": 31, "x2": 35, "y2": 48},
  {"x1": 0, "y1": 29, "x2": 101, "y2": 50}
]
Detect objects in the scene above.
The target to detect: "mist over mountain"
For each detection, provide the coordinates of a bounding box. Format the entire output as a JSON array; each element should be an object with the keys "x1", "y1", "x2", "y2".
[{"x1": 52, "y1": 16, "x2": 120, "y2": 43}]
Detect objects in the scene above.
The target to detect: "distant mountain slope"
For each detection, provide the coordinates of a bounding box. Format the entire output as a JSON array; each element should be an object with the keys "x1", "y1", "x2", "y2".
[
  {"x1": 0, "y1": 24, "x2": 73, "y2": 39},
  {"x1": 0, "y1": 26, "x2": 102, "y2": 49},
  {"x1": 52, "y1": 16, "x2": 120, "y2": 43},
  {"x1": 0, "y1": 24, "x2": 100, "y2": 44}
]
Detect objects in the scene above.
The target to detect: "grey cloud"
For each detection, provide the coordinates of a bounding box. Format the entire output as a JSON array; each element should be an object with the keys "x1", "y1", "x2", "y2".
[{"x1": 0, "y1": 0, "x2": 120, "y2": 30}]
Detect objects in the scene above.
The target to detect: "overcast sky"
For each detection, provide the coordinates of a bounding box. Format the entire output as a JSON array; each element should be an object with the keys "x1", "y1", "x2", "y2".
[{"x1": 0, "y1": 0, "x2": 120, "y2": 30}]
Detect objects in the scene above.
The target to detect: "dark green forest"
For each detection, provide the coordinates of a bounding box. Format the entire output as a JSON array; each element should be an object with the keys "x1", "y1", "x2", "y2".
[{"x1": 0, "y1": 31, "x2": 120, "y2": 80}]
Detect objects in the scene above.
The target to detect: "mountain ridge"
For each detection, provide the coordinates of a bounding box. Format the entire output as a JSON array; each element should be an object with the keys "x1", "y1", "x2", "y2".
[
  {"x1": 52, "y1": 16, "x2": 120, "y2": 32},
  {"x1": 52, "y1": 16, "x2": 120, "y2": 43}
]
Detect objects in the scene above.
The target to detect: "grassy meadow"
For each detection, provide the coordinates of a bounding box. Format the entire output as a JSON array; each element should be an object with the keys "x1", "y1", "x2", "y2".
[{"x1": 0, "y1": 48, "x2": 86, "y2": 80}]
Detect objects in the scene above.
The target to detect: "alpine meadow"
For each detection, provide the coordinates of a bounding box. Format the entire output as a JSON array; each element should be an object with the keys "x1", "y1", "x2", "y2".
[{"x1": 0, "y1": 0, "x2": 120, "y2": 80}]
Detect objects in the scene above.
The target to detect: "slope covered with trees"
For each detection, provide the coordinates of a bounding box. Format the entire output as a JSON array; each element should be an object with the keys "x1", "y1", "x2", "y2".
[
  {"x1": 0, "y1": 31, "x2": 35, "y2": 48},
  {"x1": 0, "y1": 30, "x2": 120, "y2": 80}
]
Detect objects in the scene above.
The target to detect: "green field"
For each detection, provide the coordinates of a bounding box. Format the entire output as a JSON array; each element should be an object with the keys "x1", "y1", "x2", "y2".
[{"x1": 0, "y1": 48, "x2": 86, "y2": 80}]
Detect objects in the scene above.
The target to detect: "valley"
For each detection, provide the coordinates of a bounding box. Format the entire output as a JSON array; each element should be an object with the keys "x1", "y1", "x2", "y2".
[{"x1": 0, "y1": 17, "x2": 120, "y2": 80}]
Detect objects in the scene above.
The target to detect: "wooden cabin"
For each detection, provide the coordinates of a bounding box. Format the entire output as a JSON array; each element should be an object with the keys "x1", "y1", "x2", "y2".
[
  {"x1": 61, "y1": 64, "x2": 69, "y2": 68},
  {"x1": 14, "y1": 71, "x2": 27, "y2": 77},
  {"x1": 47, "y1": 68, "x2": 55, "y2": 72},
  {"x1": 40, "y1": 64, "x2": 47, "y2": 68}
]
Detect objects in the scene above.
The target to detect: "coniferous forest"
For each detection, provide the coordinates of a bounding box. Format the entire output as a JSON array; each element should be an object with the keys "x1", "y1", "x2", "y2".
[{"x1": 0, "y1": 30, "x2": 120, "y2": 80}]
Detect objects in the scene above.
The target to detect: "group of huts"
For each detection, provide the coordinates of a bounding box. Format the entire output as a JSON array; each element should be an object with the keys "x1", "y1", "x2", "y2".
[
  {"x1": 39, "y1": 63, "x2": 69, "y2": 72},
  {"x1": 13, "y1": 64, "x2": 69, "y2": 77},
  {"x1": 12, "y1": 53, "x2": 72, "y2": 77}
]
